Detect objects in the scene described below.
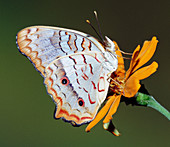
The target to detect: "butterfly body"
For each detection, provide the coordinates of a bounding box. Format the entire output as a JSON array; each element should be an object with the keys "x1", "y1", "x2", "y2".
[{"x1": 16, "y1": 26, "x2": 118, "y2": 125}]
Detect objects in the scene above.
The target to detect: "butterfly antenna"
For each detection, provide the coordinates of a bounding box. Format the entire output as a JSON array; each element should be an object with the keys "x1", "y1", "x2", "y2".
[
  {"x1": 94, "y1": 11, "x2": 104, "y2": 42},
  {"x1": 86, "y1": 19, "x2": 103, "y2": 42}
]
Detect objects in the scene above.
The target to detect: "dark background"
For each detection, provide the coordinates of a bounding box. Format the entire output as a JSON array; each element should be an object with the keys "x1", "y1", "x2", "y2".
[{"x1": 0, "y1": 0, "x2": 170, "y2": 146}]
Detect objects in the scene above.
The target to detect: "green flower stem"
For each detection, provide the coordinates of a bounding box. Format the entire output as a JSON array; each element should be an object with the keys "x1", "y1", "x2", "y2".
[{"x1": 136, "y1": 92, "x2": 170, "y2": 120}]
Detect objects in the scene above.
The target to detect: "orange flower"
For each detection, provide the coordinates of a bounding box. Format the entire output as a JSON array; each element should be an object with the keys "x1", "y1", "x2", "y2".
[{"x1": 85, "y1": 37, "x2": 158, "y2": 135}]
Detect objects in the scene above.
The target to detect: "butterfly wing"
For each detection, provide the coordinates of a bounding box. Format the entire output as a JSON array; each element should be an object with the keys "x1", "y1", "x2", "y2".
[
  {"x1": 44, "y1": 51, "x2": 111, "y2": 125},
  {"x1": 16, "y1": 26, "x2": 105, "y2": 76},
  {"x1": 16, "y1": 26, "x2": 118, "y2": 125}
]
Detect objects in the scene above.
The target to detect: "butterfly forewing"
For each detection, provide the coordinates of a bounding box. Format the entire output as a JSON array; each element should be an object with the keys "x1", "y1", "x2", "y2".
[{"x1": 16, "y1": 26, "x2": 105, "y2": 76}]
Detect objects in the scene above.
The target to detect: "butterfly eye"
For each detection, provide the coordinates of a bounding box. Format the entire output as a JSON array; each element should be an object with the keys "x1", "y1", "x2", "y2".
[
  {"x1": 61, "y1": 77, "x2": 69, "y2": 86},
  {"x1": 78, "y1": 98, "x2": 85, "y2": 107}
]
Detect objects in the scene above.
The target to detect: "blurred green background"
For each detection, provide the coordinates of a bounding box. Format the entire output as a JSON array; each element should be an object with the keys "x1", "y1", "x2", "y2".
[{"x1": 0, "y1": 0, "x2": 169, "y2": 146}]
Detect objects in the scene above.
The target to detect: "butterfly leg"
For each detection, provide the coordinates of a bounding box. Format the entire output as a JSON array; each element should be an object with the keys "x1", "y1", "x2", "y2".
[
  {"x1": 106, "y1": 69, "x2": 116, "y2": 78},
  {"x1": 107, "y1": 76, "x2": 124, "y2": 94}
]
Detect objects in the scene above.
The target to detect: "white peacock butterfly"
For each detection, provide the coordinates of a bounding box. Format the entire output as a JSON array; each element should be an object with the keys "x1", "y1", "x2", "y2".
[{"x1": 16, "y1": 15, "x2": 118, "y2": 126}]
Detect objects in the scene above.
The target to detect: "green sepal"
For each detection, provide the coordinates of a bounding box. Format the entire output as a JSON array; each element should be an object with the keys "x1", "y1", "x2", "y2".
[{"x1": 136, "y1": 92, "x2": 170, "y2": 120}]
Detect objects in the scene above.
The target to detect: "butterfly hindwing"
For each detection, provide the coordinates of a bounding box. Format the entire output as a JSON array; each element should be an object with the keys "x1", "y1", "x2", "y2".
[{"x1": 44, "y1": 52, "x2": 110, "y2": 125}]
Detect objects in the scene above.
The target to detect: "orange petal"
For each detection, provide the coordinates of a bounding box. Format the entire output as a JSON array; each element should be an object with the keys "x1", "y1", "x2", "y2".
[
  {"x1": 114, "y1": 41, "x2": 125, "y2": 77},
  {"x1": 126, "y1": 45, "x2": 140, "y2": 79},
  {"x1": 124, "y1": 61, "x2": 158, "y2": 97},
  {"x1": 123, "y1": 76, "x2": 141, "y2": 97},
  {"x1": 85, "y1": 95, "x2": 117, "y2": 132},
  {"x1": 103, "y1": 94, "x2": 121, "y2": 123},
  {"x1": 131, "y1": 37, "x2": 158, "y2": 73},
  {"x1": 126, "y1": 37, "x2": 158, "y2": 80},
  {"x1": 130, "y1": 61, "x2": 158, "y2": 80}
]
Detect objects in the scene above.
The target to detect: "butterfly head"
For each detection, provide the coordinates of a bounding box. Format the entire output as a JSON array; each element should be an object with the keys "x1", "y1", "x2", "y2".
[{"x1": 104, "y1": 36, "x2": 116, "y2": 54}]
